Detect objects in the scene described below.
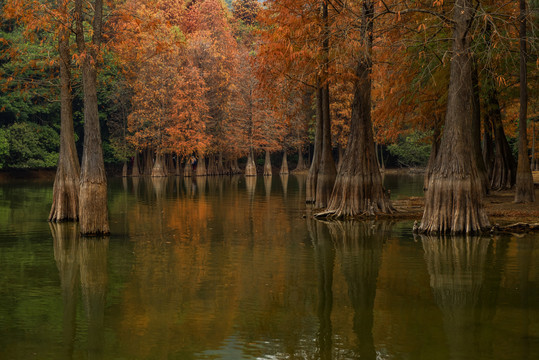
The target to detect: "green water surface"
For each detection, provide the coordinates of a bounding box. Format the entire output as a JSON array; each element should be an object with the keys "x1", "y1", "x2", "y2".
[{"x1": 0, "y1": 174, "x2": 538, "y2": 359}]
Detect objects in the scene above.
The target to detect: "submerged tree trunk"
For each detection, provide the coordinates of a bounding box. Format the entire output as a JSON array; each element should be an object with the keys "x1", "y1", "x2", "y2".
[
  {"x1": 295, "y1": 145, "x2": 306, "y2": 171},
  {"x1": 515, "y1": 0, "x2": 535, "y2": 203},
  {"x1": 175, "y1": 153, "x2": 181, "y2": 176},
  {"x1": 131, "y1": 152, "x2": 140, "y2": 177},
  {"x1": 151, "y1": 153, "x2": 167, "y2": 177},
  {"x1": 263, "y1": 149, "x2": 272, "y2": 176},
  {"x1": 280, "y1": 151, "x2": 289, "y2": 175},
  {"x1": 75, "y1": 0, "x2": 109, "y2": 235},
  {"x1": 418, "y1": 0, "x2": 490, "y2": 234},
  {"x1": 195, "y1": 153, "x2": 207, "y2": 176},
  {"x1": 245, "y1": 147, "x2": 257, "y2": 176},
  {"x1": 317, "y1": 0, "x2": 391, "y2": 218},
  {"x1": 49, "y1": 8, "x2": 80, "y2": 222}
]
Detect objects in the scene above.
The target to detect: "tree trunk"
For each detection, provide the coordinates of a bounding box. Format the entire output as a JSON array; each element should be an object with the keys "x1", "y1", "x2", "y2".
[
  {"x1": 487, "y1": 82, "x2": 516, "y2": 190},
  {"x1": 195, "y1": 153, "x2": 207, "y2": 176},
  {"x1": 418, "y1": 0, "x2": 490, "y2": 234},
  {"x1": 306, "y1": 83, "x2": 323, "y2": 203},
  {"x1": 131, "y1": 152, "x2": 140, "y2": 177},
  {"x1": 424, "y1": 116, "x2": 442, "y2": 192},
  {"x1": 245, "y1": 147, "x2": 257, "y2": 176},
  {"x1": 175, "y1": 153, "x2": 181, "y2": 176},
  {"x1": 316, "y1": 0, "x2": 391, "y2": 218},
  {"x1": 482, "y1": 114, "x2": 494, "y2": 179},
  {"x1": 472, "y1": 59, "x2": 489, "y2": 194},
  {"x1": 295, "y1": 145, "x2": 306, "y2": 171},
  {"x1": 207, "y1": 155, "x2": 217, "y2": 176},
  {"x1": 217, "y1": 152, "x2": 224, "y2": 175},
  {"x1": 263, "y1": 149, "x2": 272, "y2": 176},
  {"x1": 49, "y1": 7, "x2": 80, "y2": 222},
  {"x1": 280, "y1": 151, "x2": 289, "y2": 175},
  {"x1": 151, "y1": 153, "x2": 167, "y2": 177},
  {"x1": 121, "y1": 161, "x2": 127, "y2": 177},
  {"x1": 75, "y1": 0, "x2": 109, "y2": 235},
  {"x1": 514, "y1": 0, "x2": 535, "y2": 203},
  {"x1": 314, "y1": 2, "x2": 336, "y2": 209}
]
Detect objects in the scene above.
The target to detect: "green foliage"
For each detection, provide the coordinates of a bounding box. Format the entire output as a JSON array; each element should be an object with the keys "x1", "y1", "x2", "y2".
[
  {"x1": 0, "y1": 26, "x2": 59, "y2": 123},
  {"x1": 4, "y1": 122, "x2": 59, "y2": 168},
  {"x1": 0, "y1": 128, "x2": 8, "y2": 168},
  {"x1": 388, "y1": 131, "x2": 431, "y2": 167}
]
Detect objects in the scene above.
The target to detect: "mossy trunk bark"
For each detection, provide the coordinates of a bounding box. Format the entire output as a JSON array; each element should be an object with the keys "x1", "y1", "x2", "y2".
[
  {"x1": 49, "y1": 13, "x2": 80, "y2": 222},
  {"x1": 424, "y1": 116, "x2": 441, "y2": 192},
  {"x1": 419, "y1": 0, "x2": 490, "y2": 234},
  {"x1": 76, "y1": 0, "x2": 109, "y2": 235}
]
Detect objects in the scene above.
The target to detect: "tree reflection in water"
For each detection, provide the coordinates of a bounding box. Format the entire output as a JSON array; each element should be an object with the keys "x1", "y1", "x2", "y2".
[
  {"x1": 329, "y1": 220, "x2": 388, "y2": 360},
  {"x1": 309, "y1": 219, "x2": 388, "y2": 360},
  {"x1": 421, "y1": 235, "x2": 490, "y2": 360},
  {"x1": 51, "y1": 222, "x2": 80, "y2": 360},
  {"x1": 51, "y1": 223, "x2": 109, "y2": 360},
  {"x1": 79, "y1": 236, "x2": 109, "y2": 360}
]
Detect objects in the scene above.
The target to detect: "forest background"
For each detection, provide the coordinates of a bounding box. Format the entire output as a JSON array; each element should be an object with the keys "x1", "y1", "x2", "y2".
[{"x1": 0, "y1": 0, "x2": 537, "y2": 174}]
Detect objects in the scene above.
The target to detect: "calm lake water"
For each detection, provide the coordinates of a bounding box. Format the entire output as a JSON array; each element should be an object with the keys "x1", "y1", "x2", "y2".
[{"x1": 0, "y1": 173, "x2": 538, "y2": 359}]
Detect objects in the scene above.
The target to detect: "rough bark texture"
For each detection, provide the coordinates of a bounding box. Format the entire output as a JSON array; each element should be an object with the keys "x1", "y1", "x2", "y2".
[
  {"x1": 472, "y1": 60, "x2": 489, "y2": 194},
  {"x1": 49, "y1": 10, "x2": 80, "y2": 222},
  {"x1": 419, "y1": 0, "x2": 490, "y2": 234},
  {"x1": 314, "y1": 2, "x2": 336, "y2": 209},
  {"x1": 514, "y1": 0, "x2": 535, "y2": 203},
  {"x1": 482, "y1": 113, "x2": 494, "y2": 179},
  {"x1": 245, "y1": 147, "x2": 257, "y2": 176},
  {"x1": 263, "y1": 149, "x2": 272, "y2": 176},
  {"x1": 76, "y1": 0, "x2": 109, "y2": 235},
  {"x1": 316, "y1": 0, "x2": 391, "y2": 219},
  {"x1": 295, "y1": 146, "x2": 307, "y2": 171},
  {"x1": 280, "y1": 151, "x2": 289, "y2": 175},
  {"x1": 487, "y1": 84, "x2": 516, "y2": 190},
  {"x1": 151, "y1": 154, "x2": 167, "y2": 177},
  {"x1": 131, "y1": 153, "x2": 140, "y2": 177},
  {"x1": 306, "y1": 84, "x2": 323, "y2": 203},
  {"x1": 195, "y1": 153, "x2": 207, "y2": 176},
  {"x1": 424, "y1": 116, "x2": 441, "y2": 191}
]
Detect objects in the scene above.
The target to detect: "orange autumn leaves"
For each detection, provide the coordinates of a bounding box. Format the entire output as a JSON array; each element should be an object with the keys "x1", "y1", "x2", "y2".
[{"x1": 111, "y1": 0, "x2": 287, "y2": 161}]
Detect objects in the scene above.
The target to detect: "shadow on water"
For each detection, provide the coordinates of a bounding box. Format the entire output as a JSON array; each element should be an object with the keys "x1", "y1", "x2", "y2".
[
  {"x1": 309, "y1": 219, "x2": 393, "y2": 360},
  {"x1": 51, "y1": 223, "x2": 109, "y2": 360}
]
